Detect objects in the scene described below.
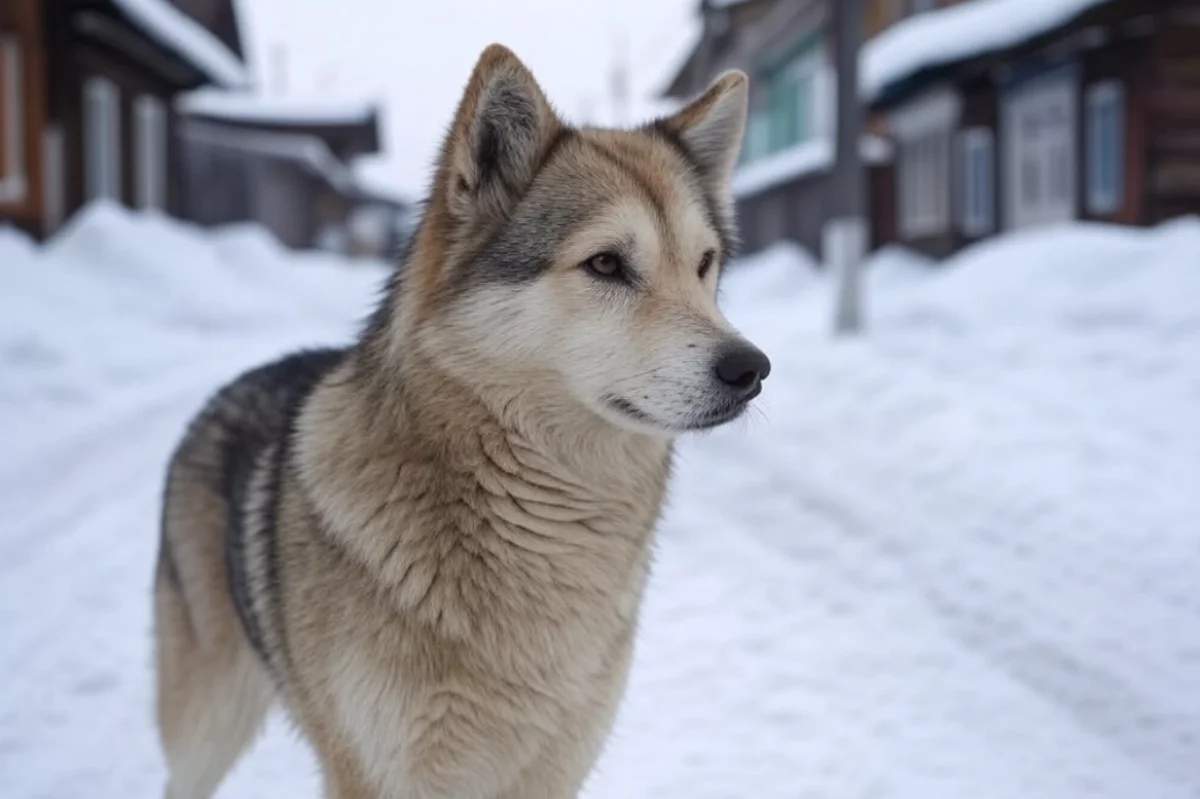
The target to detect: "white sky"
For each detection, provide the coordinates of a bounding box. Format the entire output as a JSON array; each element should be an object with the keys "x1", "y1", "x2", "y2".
[{"x1": 236, "y1": 0, "x2": 701, "y2": 199}]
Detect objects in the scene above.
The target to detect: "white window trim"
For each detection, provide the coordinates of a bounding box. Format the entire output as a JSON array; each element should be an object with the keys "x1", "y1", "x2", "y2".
[
  {"x1": 1086, "y1": 80, "x2": 1125, "y2": 215},
  {"x1": 899, "y1": 130, "x2": 953, "y2": 238},
  {"x1": 1001, "y1": 67, "x2": 1080, "y2": 230},
  {"x1": 959, "y1": 127, "x2": 995, "y2": 237},
  {"x1": 0, "y1": 35, "x2": 27, "y2": 204},
  {"x1": 84, "y1": 75, "x2": 122, "y2": 203},
  {"x1": 893, "y1": 87, "x2": 959, "y2": 240},
  {"x1": 134, "y1": 94, "x2": 167, "y2": 211}
]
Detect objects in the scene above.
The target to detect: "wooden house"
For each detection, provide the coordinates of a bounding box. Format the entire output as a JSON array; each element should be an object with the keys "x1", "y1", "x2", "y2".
[
  {"x1": 866, "y1": 0, "x2": 1200, "y2": 257},
  {"x1": 0, "y1": 0, "x2": 247, "y2": 239}
]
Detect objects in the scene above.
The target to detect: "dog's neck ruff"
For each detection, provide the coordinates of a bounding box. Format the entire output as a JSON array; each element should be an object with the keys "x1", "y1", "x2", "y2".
[{"x1": 292, "y1": 350, "x2": 673, "y2": 636}]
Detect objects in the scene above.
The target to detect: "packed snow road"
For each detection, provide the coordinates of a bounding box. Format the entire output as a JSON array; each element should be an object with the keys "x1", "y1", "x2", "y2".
[{"x1": 2, "y1": 206, "x2": 1198, "y2": 798}]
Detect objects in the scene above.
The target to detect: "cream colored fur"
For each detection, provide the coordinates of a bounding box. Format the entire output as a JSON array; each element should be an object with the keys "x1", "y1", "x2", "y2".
[{"x1": 153, "y1": 44, "x2": 764, "y2": 799}]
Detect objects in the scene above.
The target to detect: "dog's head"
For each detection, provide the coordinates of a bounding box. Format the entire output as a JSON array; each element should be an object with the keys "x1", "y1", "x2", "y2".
[{"x1": 402, "y1": 44, "x2": 770, "y2": 437}]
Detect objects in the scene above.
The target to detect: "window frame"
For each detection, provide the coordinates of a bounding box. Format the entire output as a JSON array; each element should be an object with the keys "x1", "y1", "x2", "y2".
[
  {"x1": 84, "y1": 75, "x2": 122, "y2": 203},
  {"x1": 1086, "y1": 79, "x2": 1125, "y2": 215},
  {"x1": 958, "y1": 127, "x2": 995, "y2": 237},
  {"x1": 757, "y1": 36, "x2": 824, "y2": 157},
  {"x1": 134, "y1": 93, "x2": 167, "y2": 211}
]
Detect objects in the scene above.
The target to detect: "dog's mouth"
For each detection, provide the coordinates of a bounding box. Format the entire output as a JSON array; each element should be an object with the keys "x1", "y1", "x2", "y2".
[
  {"x1": 681, "y1": 401, "x2": 750, "y2": 431},
  {"x1": 604, "y1": 396, "x2": 659, "y2": 426},
  {"x1": 604, "y1": 395, "x2": 750, "y2": 433}
]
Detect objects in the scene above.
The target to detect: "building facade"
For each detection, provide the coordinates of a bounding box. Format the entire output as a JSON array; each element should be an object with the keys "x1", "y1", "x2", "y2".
[
  {"x1": 868, "y1": 0, "x2": 1200, "y2": 257},
  {"x1": 0, "y1": 0, "x2": 246, "y2": 239},
  {"x1": 663, "y1": 0, "x2": 893, "y2": 258}
]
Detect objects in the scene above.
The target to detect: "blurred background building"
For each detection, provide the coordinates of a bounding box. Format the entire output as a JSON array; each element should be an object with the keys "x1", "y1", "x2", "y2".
[{"x1": 0, "y1": 0, "x2": 410, "y2": 259}]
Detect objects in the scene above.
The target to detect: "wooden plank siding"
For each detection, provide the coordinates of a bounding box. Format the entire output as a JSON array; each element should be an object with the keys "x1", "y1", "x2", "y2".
[
  {"x1": 0, "y1": 0, "x2": 47, "y2": 235},
  {"x1": 1145, "y1": 0, "x2": 1200, "y2": 222}
]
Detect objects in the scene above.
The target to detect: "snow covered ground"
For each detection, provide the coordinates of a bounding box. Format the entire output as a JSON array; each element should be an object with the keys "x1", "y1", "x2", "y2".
[{"x1": 2, "y1": 204, "x2": 1199, "y2": 798}]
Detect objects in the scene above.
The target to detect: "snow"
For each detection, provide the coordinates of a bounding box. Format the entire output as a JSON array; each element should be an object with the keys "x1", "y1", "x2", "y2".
[
  {"x1": 111, "y1": 0, "x2": 247, "y2": 89},
  {"x1": 862, "y1": 0, "x2": 1111, "y2": 101},
  {"x1": 3, "y1": 204, "x2": 1200, "y2": 798},
  {"x1": 179, "y1": 89, "x2": 378, "y2": 127},
  {"x1": 732, "y1": 135, "x2": 892, "y2": 199}
]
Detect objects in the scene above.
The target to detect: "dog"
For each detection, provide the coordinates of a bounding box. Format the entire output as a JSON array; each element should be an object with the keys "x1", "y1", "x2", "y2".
[{"x1": 153, "y1": 43, "x2": 770, "y2": 799}]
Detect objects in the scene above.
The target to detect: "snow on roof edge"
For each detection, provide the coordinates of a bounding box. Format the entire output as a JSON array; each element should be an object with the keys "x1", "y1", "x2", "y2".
[
  {"x1": 178, "y1": 89, "x2": 378, "y2": 128},
  {"x1": 732, "y1": 135, "x2": 892, "y2": 200},
  {"x1": 182, "y1": 122, "x2": 356, "y2": 194},
  {"x1": 862, "y1": 0, "x2": 1112, "y2": 103},
  {"x1": 111, "y1": 0, "x2": 247, "y2": 88}
]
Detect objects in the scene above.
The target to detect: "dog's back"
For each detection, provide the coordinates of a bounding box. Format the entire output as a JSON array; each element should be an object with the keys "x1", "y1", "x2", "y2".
[{"x1": 154, "y1": 348, "x2": 343, "y2": 798}]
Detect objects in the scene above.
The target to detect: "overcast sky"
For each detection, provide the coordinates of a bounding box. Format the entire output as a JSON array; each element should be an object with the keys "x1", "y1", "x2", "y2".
[{"x1": 236, "y1": 0, "x2": 700, "y2": 199}]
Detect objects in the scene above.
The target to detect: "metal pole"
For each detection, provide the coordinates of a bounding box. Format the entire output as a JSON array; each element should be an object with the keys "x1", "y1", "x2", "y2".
[{"x1": 828, "y1": 0, "x2": 867, "y2": 334}]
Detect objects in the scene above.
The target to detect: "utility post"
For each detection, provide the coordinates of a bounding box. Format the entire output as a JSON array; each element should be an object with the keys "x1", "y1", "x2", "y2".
[{"x1": 827, "y1": 0, "x2": 867, "y2": 334}]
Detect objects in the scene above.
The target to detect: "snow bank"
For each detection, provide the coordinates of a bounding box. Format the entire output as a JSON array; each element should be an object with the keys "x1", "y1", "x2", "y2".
[
  {"x1": 862, "y1": 0, "x2": 1110, "y2": 100},
  {"x1": 2, "y1": 206, "x2": 1199, "y2": 798},
  {"x1": 0, "y1": 203, "x2": 385, "y2": 424}
]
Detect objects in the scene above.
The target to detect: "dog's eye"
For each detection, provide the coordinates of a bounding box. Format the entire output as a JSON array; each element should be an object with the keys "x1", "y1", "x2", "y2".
[
  {"x1": 698, "y1": 249, "x2": 716, "y2": 280},
  {"x1": 584, "y1": 252, "x2": 625, "y2": 280}
]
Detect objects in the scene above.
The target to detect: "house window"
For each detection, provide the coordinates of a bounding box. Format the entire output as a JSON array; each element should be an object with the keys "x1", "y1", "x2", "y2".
[
  {"x1": 134, "y1": 94, "x2": 167, "y2": 211},
  {"x1": 1002, "y1": 65, "x2": 1078, "y2": 230},
  {"x1": 0, "y1": 34, "x2": 26, "y2": 203},
  {"x1": 1087, "y1": 80, "x2": 1125, "y2": 214},
  {"x1": 959, "y1": 127, "x2": 994, "y2": 236},
  {"x1": 892, "y1": 88, "x2": 959, "y2": 239},
  {"x1": 761, "y1": 39, "x2": 822, "y2": 156},
  {"x1": 84, "y1": 76, "x2": 121, "y2": 202},
  {"x1": 899, "y1": 130, "x2": 952, "y2": 237}
]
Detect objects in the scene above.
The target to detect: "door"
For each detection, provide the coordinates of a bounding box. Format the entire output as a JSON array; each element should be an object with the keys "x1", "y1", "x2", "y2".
[{"x1": 1003, "y1": 67, "x2": 1078, "y2": 231}]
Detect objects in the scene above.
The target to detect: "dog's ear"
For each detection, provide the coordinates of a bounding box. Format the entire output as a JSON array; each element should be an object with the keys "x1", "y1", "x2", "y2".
[
  {"x1": 439, "y1": 44, "x2": 562, "y2": 231},
  {"x1": 658, "y1": 70, "x2": 749, "y2": 190}
]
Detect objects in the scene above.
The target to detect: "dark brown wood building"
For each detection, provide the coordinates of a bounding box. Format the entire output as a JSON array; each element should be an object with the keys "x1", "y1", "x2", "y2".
[
  {"x1": 867, "y1": 0, "x2": 1200, "y2": 257},
  {"x1": 0, "y1": 0, "x2": 246, "y2": 239}
]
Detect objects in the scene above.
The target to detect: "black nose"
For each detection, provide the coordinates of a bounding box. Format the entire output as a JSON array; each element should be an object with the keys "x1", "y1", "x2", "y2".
[{"x1": 713, "y1": 345, "x2": 771, "y2": 398}]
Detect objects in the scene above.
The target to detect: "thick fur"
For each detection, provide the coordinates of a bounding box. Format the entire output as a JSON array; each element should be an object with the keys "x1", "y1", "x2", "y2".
[{"x1": 153, "y1": 45, "x2": 768, "y2": 799}]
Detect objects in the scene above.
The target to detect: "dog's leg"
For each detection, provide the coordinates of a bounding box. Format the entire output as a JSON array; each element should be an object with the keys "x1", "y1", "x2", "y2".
[{"x1": 154, "y1": 574, "x2": 273, "y2": 799}]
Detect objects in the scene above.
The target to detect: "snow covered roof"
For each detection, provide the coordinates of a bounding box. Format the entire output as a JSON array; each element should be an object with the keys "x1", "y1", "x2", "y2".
[
  {"x1": 732, "y1": 135, "x2": 892, "y2": 200},
  {"x1": 110, "y1": 0, "x2": 247, "y2": 88},
  {"x1": 182, "y1": 122, "x2": 358, "y2": 195},
  {"x1": 862, "y1": 0, "x2": 1112, "y2": 102},
  {"x1": 178, "y1": 90, "x2": 379, "y2": 128}
]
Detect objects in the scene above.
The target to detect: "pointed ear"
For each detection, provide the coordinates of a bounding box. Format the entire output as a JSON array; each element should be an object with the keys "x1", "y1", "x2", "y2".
[
  {"x1": 658, "y1": 70, "x2": 749, "y2": 188},
  {"x1": 439, "y1": 44, "x2": 563, "y2": 231}
]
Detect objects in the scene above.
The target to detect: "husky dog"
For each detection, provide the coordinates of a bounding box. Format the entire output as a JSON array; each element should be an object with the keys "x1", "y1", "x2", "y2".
[{"x1": 154, "y1": 44, "x2": 770, "y2": 799}]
